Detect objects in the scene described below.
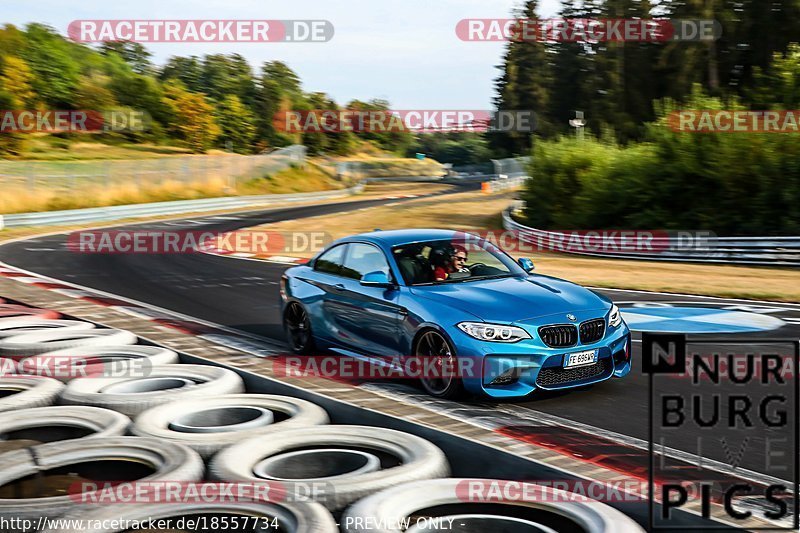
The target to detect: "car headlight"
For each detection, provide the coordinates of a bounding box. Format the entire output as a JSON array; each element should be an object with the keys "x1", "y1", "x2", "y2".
[
  {"x1": 457, "y1": 322, "x2": 531, "y2": 343},
  {"x1": 609, "y1": 304, "x2": 623, "y2": 328}
]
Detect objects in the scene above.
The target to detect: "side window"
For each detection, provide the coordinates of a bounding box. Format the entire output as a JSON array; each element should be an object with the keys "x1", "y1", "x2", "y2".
[
  {"x1": 314, "y1": 244, "x2": 347, "y2": 275},
  {"x1": 341, "y1": 243, "x2": 391, "y2": 280}
]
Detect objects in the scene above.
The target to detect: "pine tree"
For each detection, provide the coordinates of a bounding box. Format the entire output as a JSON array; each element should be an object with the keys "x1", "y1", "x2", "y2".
[
  {"x1": 549, "y1": 0, "x2": 594, "y2": 136},
  {"x1": 491, "y1": 0, "x2": 552, "y2": 155}
]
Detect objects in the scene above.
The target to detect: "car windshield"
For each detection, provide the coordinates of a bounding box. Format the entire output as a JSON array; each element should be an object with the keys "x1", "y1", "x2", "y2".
[{"x1": 392, "y1": 238, "x2": 524, "y2": 286}]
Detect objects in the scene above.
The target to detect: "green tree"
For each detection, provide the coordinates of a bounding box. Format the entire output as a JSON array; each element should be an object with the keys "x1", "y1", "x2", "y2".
[
  {"x1": 0, "y1": 55, "x2": 36, "y2": 108},
  {"x1": 0, "y1": 24, "x2": 25, "y2": 58},
  {"x1": 255, "y1": 61, "x2": 304, "y2": 147},
  {"x1": 345, "y1": 98, "x2": 413, "y2": 154},
  {"x1": 0, "y1": 90, "x2": 25, "y2": 154},
  {"x1": 74, "y1": 73, "x2": 117, "y2": 109},
  {"x1": 548, "y1": 1, "x2": 594, "y2": 137},
  {"x1": 751, "y1": 43, "x2": 800, "y2": 108},
  {"x1": 409, "y1": 133, "x2": 490, "y2": 165},
  {"x1": 254, "y1": 76, "x2": 283, "y2": 146},
  {"x1": 108, "y1": 72, "x2": 171, "y2": 141},
  {"x1": 199, "y1": 54, "x2": 256, "y2": 106},
  {"x1": 101, "y1": 42, "x2": 153, "y2": 75},
  {"x1": 162, "y1": 82, "x2": 220, "y2": 152},
  {"x1": 19, "y1": 23, "x2": 79, "y2": 107},
  {"x1": 262, "y1": 61, "x2": 302, "y2": 99},
  {"x1": 160, "y1": 56, "x2": 202, "y2": 91},
  {"x1": 214, "y1": 95, "x2": 256, "y2": 153},
  {"x1": 491, "y1": 0, "x2": 551, "y2": 155},
  {"x1": 521, "y1": 87, "x2": 800, "y2": 236}
]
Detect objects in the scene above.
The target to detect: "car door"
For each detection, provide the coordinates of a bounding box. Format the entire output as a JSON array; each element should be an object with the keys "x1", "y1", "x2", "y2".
[
  {"x1": 331, "y1": 242, "x2": 403, "y2": 357},
  {"x1": 305, "y1": 243, "x2": 349, "y2": 344}
]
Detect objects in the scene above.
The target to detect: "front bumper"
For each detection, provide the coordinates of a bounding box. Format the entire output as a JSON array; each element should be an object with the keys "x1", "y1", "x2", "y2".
[{"x1": 452, "y1": 321, "x2": 632, "y2": 399}]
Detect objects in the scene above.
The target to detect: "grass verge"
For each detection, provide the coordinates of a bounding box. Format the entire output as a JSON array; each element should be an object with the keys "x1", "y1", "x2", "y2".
[
  {"x1": 339, "y1": 156, "x2": 444, "y2": 178},
  {"x1": 0, "y1": 163, "x2": 344, "y2": 215},
  {"x1": 0, "y1": 182, "x2": 453, "y2": 243}
]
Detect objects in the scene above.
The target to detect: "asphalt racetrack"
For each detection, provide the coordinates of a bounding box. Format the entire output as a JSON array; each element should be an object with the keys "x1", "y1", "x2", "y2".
[{"x1": 2, "y1": 186, "x2": 798, "y2": 487}]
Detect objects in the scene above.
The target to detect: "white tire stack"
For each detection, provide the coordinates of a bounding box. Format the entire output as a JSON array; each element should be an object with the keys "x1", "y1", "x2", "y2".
[
  {"x1": 210, "y1": 425, "x2": 451, "y2": 510},
  {"x1": 0, "y1": 405, "x2": 129, "y2": 449},
  {"x1": 18, "y1": 345, "x2": 179, "y2": 382},
  {"x1": 59, "y1": 364, "x2": 246, "y2": 416},
  {"x1": 0, "y1": 436, "x2": 204, "y2": 529},
  {"x1": 132, "y1": 394, "x2": 329, "y2": 458},
  {"x1": 0, "y1": 318, "x2": 96, "y2": 338},
  {"x1": 0, "y1": 329, "x2": 138, "y2": 357},
  {"x1": 0, "y1": 375, "x2": 64, "y2": 412}
]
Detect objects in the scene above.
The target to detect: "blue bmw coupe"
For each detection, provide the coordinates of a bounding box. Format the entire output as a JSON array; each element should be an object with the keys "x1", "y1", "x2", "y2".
[{"x1": 280, "y1": 229, "x2": 631, "y2": 399}]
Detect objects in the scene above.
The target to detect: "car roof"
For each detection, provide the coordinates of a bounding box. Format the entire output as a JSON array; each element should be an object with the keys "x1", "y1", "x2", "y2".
[{"x1": 346, "y1": 229, "x2": 464, "y2": 247}]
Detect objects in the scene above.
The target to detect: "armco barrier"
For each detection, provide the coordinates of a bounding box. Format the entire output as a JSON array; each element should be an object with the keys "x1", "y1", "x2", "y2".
[{"x1": 503, "y1": 206, "x2": 800, "y2": 267}]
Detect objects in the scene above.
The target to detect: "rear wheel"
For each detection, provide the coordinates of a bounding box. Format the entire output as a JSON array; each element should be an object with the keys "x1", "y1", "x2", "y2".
[
  {"x1": 415, "y1": 330, "x2": 464, "y2": 399},
  {"x1": 284, "y1": 302, "x2": 315, "y2": 354}
]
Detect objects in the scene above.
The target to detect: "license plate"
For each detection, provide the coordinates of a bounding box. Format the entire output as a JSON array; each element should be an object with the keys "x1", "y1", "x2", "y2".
[{"x1": 564, "y1": 349, "x2": 598, "y2": 368}]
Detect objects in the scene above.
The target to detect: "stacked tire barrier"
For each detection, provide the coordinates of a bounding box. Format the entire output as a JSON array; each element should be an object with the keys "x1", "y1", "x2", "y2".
[{"x1": 0, "y1": 298, "x2": 643, "y2": 532}]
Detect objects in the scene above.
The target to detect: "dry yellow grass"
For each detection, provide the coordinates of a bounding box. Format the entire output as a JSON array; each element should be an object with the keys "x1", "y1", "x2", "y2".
[
  {"x1": 1, "y1": 178, "x2": 236, "y2": 214},
  {"x1": 529, "y1": 255, "x2": 799, "y2": 302},
  {"x1": 20, "y1": 140, "x2": 194, "y2": 160},
  {"x1": 254, "y1": 188, "x2": 800, "y2": 302},
  {"x1": 239, "y1": 164, "x2": 341, "y2": 195},
  {"x1": 0, "y1": 182, "x2": 454, "y2": 242},
  {"x1": 0, "y1": 164, "x2": 347, "y2": 215}
]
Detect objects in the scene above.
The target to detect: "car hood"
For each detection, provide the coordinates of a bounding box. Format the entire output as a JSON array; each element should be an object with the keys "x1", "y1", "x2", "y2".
[{"x1": 409, "y1": 275, "x2": 609, "y2": 323}]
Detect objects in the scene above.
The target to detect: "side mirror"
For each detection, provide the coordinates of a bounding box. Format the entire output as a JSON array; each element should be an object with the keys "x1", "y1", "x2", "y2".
[
  {"x1": 518, "y1": 257, "x2": 535, "y2": 272},
  {"x1": 360, "y1": 271, "x2": 393, "y2": 288}
]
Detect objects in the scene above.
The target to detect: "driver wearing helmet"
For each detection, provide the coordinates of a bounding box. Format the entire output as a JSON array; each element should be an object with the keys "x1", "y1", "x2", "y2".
[{"x1": 433, "y1": 244, "x2": 469, "y2": 281}]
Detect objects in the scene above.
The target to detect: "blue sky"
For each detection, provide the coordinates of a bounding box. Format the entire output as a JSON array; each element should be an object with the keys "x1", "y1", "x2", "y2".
[{"x1": 5, "y1": 0, "x2": 561, "y2": 108}]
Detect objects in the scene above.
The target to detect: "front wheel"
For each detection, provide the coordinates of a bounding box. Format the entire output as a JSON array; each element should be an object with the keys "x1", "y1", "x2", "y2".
[
  {"x1": 283, "y1": 302, "x2": 315, "y2": 354},
  {"x1": 415, "y1": 330, "x2": 464, "y2": 399}
]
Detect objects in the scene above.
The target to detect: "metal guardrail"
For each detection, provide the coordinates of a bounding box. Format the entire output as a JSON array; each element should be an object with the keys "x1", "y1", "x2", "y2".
[
  {"x1": 503, "y1": 206, "x2": 800, "y2": 267},
  {"x1": 0, "y1": 185, "x2": 364, "y2": 229}
]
